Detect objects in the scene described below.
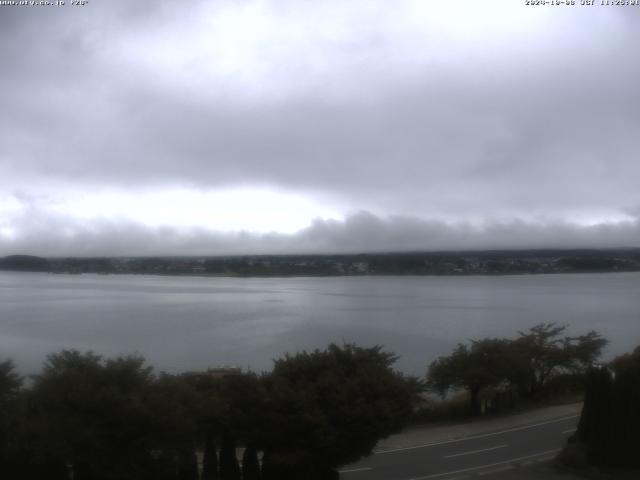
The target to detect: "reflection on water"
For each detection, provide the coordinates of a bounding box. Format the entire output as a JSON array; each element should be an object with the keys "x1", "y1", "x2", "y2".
[{"x1": 1, "y1": 271, "x2": 639, "y2": 375}]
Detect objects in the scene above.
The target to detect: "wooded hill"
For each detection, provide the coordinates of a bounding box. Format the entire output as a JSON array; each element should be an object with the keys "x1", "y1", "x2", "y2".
[{"x1": 2, "y1": 249, "x2": 640, "y2": 276}]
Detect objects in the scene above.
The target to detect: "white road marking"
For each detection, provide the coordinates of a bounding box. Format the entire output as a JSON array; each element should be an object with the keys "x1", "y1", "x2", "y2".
[
  {"x1": 562, "y1": 428, "x2": 576, "y2": 435},
  {"x1": 375, "y1": 415, "x2": 579, "y2": 454},
  {"x1": 338, "y1": 467, "x2": 373, "y2": 474},
  {"x1": 535, "y1": 455, "x2": 556, "y2": 463},
  {"x1": 478, "y1": 465, "x2": 515, "y2": 476},
  {"x1": 407, "y1": 448, "x2": 561, "y2": 480},
  {"x1": 444, "y1": 444, "x2": 508, "y2": 459}
]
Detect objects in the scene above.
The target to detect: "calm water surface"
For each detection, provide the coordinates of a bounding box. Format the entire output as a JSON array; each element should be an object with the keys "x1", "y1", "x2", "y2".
[{"x1": 1, "y1": 271, "x2": 639, "y2": 375}]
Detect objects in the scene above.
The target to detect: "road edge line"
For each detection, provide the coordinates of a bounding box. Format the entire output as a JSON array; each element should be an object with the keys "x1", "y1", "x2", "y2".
[
  {"x1": 375, "y1": 415, "x2": 579, "y2": 454},
  {"x1": 407, "y1": 448, "x2": 561, "y2": 480}
]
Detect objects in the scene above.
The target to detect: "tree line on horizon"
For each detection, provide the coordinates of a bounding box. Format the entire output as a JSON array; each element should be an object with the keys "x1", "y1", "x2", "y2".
[{"x1": 3, "y1": 249, "x2": 640, "y2": 276}]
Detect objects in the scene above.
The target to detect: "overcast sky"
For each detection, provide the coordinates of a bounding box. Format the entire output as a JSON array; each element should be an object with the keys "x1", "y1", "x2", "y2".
[{"x1": 1, "y1": 0, "x2": 639, "y2": 256}]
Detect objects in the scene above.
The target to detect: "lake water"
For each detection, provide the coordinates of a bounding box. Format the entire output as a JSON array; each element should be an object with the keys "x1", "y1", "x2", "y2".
[{"x1": 1, "y1": 271, "x2": 639, "y2": 375}]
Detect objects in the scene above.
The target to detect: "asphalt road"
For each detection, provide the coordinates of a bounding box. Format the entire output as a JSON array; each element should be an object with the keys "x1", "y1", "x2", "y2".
[{"x1": 339, "y1": 414, "x2": 579, "y2": 480}]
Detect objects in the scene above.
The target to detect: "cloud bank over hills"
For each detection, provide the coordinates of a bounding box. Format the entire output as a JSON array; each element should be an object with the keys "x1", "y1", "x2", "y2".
[
  {"x1": 2, "y1": 1, "x2": 640, "y2": 255},
  {"x1": 2, "y1": 210, "x2": 639, "y2": 257}
]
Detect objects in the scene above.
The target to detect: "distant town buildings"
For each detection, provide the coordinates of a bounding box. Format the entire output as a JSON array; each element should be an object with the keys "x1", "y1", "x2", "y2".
[{"x1": 2, "y1": 250, "x2": 640, "y2": 277}]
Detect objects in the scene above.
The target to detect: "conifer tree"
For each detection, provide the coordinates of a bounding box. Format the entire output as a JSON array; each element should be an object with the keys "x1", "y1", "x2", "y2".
[
  {"x1": 154, "y1": 450, "x2": 179, "y2": 480},
  {"x1": 241, "y1": 445, "x2": 261, "y2": 480},
  {"x1": 575, "y1": 350, "x2": 640, "y2": 467},
  {"x1": 577, "y1": 366, "x2": 613, "y2": 464},
  {"x1": 177, "y1": 449, "x2": 199, "y2": 480},
  {"x1": 202, "y1": 433, "x2": 219, "y2": 480},
  {"x1": 219, "y1": 430, "x2": 241, "y2": 480},
  {"x1": 23, "y1": 454, "x2": 69, "y2": 480},
  {"x1": 609, "y1": 346, "x2": 640, "y2": 467}
]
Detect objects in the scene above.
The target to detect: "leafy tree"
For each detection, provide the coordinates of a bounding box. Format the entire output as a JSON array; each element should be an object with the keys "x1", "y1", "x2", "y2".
[
  {"x1": 179, "y1": 366, "x2": 267, "y2": 480},
  {"x1": 428, "y1": 325, "x2": 607, "y2": 413},
  {"x1": 515, "y1": 323, "x2": 607, "y2": 397},
  {"x1": 216, "y1": 373, "x2": 266, "y2": 448},
  {"x1": 514, "y1": 323, "x2": 571, "y2": 395},
  {"x1": 569, "y1": 331, "x2": 610, "y2": 368},
  {"x1": 427, "y1": 339, "x2": 515, "y2": 414},
  {"x1": 0, "y1": 359, "x2": 22, "y2": 398},
  {"x1": 147, "y1": 373, "x2": 201, "y2": 453},
  {"x1": 0, "y1": 359, "x2": 25, "y2": 477},
  {"x1": 29, "y1": 350, "x2": 158, "y2": 480},
  {"x1": 260, "y1": 343, "x2": 413, "y2": 479}
]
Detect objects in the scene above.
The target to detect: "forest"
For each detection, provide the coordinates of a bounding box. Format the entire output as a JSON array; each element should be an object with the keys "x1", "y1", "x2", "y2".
[{"x1": 1, "y1": 324, "x2": 637, "y2": 479}]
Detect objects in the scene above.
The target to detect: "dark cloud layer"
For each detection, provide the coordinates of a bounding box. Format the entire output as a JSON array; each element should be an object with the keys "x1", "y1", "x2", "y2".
[
  {"x1": 2, "y1": 210, "x2": 638, "y2": 257},
  {"x1": 1, "y1": 1, "x2": 640, "y2": 253}
]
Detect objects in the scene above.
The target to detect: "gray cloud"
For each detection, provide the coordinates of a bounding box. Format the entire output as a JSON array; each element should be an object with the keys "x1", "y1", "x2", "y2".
[
  {"x1": 1, "y1": 1, "x2": 640, "y2": 253},
  {"x1": 2, "y1": 210, "x2": 639, "y2": 257}
]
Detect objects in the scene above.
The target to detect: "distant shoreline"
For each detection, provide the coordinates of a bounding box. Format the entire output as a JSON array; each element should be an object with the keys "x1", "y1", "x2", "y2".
[{"x1": 2, "y1": 248, "x2": 640, "y2": 278}]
